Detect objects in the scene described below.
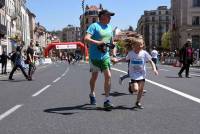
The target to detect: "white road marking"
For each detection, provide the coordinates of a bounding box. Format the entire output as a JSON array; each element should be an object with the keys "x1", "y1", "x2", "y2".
[
  {"x1": 112, "y1": 67, "x2": 200, "y2": 104},
  {"x1": 61, "y1": 68, "x2": 69, "y2": 77},
  {"x1": 146, "y1": 79, "x2": 200, "y2": 103},
  {"x1": 190, "y1": 73, "x2": 200, "y2": 77},
  {"x1": 53, "y1": 77, "x2": 61, "y2": 83},
  {"x1": 32, "y1": 85, "x2": 51, "y2": 97},
  {"x1": 159, "y1": 68, "x2": 170, "y2": 71},
  {"x1": 0, "y1": 104, "x2": 23, "y2": 121}
]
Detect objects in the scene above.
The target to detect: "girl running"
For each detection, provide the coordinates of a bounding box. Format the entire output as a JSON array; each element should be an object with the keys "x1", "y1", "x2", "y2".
[{"x1": 112, "y1": 35, "x2": 158, "y2": 109}]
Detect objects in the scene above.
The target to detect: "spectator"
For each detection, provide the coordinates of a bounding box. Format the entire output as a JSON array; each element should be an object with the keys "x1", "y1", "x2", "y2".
[
  {"x1": 178, "y1": 39, "x2": 194, "y2": 78},
  {"x1": 9, "y1": 46, "x2": 30, "y2": 80},
  {"x1": 0, "y1": 51, "x2": 10, "y2": 74}
]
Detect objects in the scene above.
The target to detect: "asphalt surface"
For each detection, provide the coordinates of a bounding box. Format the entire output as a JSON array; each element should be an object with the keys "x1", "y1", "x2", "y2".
[{"x1": 0, "y1": 62, "x2": 200, "y2": 134}]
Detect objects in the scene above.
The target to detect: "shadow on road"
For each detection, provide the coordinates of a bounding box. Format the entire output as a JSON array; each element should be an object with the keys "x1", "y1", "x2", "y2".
[
  {"x1": 0, "y1": 79, "x2": 28, "y2": 82},
  {"x1": 102, "y1": 91, "x2": 130, "y2": 97},
  {"x1": 165, "y1": 76, "x2": 181, "y2": 78},
  {"x1": 44, "y1": 104, "x2": 137, "y2": 115}
]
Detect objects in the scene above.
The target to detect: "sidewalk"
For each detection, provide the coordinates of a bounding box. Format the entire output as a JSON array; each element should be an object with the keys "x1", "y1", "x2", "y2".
[{"x1": 0, "y1": 61, "x2": 12, "y2": 78}]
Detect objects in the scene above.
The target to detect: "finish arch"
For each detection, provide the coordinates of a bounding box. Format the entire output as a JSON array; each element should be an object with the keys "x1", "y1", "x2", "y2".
[{"x1": 44, "y1": 42, "x2": 88, "y2": 59}]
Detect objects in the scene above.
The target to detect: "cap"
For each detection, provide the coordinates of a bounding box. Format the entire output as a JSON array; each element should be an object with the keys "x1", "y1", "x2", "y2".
[
  {"x1": 187, "y1": 39, "x2": 192, "y2": 43},
  {"x1": 98, "y1": 9, "x2": 115, "y2": 17}
]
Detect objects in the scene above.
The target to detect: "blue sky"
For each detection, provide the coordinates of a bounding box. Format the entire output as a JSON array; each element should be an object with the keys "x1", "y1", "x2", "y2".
[{"x1": 26, "y1": 0, "x2": 170, "y2": 31}]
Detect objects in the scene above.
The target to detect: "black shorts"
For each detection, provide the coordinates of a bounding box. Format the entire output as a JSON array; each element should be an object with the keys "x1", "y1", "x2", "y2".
[{"x1": 130, "y1": 79, "x2": 145, "y2": 84}]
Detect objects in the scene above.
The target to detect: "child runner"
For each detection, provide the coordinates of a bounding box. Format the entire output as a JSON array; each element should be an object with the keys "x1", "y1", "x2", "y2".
[{"x1": 112, "y1": 35, "x2": 158, "y2": 109}]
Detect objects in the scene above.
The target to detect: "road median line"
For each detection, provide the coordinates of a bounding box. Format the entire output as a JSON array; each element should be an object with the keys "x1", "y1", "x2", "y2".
[
  {"x1": 32, "y1": 85, "x2": 51, "y2": 97},
  {"x1": 0, "y1": 104, "x2": 23, "y2": 121}
]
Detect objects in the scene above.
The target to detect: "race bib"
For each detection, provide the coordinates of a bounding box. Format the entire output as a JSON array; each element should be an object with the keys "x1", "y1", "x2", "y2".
[{"x1": 130, "y1": 58, "x2": 144, "y2": 73}]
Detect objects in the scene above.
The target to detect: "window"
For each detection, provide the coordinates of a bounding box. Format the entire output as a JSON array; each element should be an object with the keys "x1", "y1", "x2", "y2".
[
  {"x1": 166, "y1": 16, "x2": 169, "y2": 21},
  {"x1": 192, "y1": 35, "x2": 200, "y2": 49},
  {"x1": 193, "y1": 0, "x2": 200, "y2": 7},
  {"x1": 150, "y1": 12, "x2": 156, "y2": 15},
  {"x1": 152, "y1": 17, "x2": 155, "y2": 21},
  {"x1": 86, "y1": 18, "x2": 88, "y2": 23},
  {"x1": 192, "y1": 16, "x2": 200, "y2": 25}
]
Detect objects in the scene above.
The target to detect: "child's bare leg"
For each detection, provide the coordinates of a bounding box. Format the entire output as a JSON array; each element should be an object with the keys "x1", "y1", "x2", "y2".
[
  {"x1": 136, "y1": 81, "x2": 145, "y2": 102},
  {"x1": 132, "y1": 82, "x2": 138, "y2": 93},
  {"x1": 135, "y1": 81, "x2": 145, "y2": 108}
]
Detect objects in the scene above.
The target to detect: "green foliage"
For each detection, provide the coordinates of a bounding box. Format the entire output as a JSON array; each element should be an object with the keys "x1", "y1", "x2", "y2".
[
  {"x1": 161, "y1": 32, "x2": 170, "y2": 50},
  {"x1": 115, "y1": 40, "x2": 126, "y2": 55}
]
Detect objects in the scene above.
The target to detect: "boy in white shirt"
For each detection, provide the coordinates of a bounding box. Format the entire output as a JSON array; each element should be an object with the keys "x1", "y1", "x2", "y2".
[
  {"x1": 112, "y1": 35, "x2": 158, "y2": 109},
  {"x1": 151, "y1": 46, "x2": 158, "y2": 70}
]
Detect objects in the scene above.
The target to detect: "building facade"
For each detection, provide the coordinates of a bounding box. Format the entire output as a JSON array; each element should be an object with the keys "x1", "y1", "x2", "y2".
[
  {"x1": 137, "y1": 6, "x2": 171, "y2": 50},
  {"x1": 80, "y1": 4, "x2": 103, "y2": 41},
  {"x1": 62, "y1": 25, "x2": 81, "y2": 42},
  {"x1": 172, "y1": 0, "x2": 200, "y2": 49},
  {"x1": 0, "y1": 0, "x2": 7, "y2": 53}
]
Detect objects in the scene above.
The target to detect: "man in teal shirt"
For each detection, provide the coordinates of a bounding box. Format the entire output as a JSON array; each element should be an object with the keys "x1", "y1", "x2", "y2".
[{"x1": 84, "y1": 9, "x2": 115, "y2": 108}]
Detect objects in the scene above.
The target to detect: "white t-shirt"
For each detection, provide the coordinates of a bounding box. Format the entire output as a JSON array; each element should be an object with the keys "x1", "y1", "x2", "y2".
[
  {"x1": 151, "y1": 50, "x2": 158, "y2": 59},
  {"x1": 126, "y1": 50, "x2": 152, "y2": 80}
]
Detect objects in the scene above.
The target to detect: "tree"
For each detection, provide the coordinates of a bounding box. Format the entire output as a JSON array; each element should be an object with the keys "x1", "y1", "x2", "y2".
[
  {"x1": 115, "y1": 40, "x2": 126, "y2": 56},
  {"x1": 161, "y1": 32, "x2": 170, "y2": 50}
]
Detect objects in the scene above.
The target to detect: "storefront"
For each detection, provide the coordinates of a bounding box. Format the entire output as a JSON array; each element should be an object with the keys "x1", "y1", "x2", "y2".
[{"x1": 0, "y1": 23, "x2": 7, "y2": 54}]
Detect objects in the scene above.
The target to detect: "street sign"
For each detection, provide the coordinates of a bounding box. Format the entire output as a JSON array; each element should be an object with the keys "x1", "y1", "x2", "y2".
[{"x1": 56, "y1": 44, "x2": 77, "y2": 49}]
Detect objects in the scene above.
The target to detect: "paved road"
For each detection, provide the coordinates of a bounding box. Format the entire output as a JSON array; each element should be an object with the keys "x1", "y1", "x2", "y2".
[{"x1": 0, "y1": 62, "x2": 200, "y2": 134}]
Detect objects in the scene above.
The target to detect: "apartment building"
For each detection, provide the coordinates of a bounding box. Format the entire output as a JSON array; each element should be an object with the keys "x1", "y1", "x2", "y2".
[
  {"x1": 27, "y1": 9, "x2": 36, "y2": 43},
  {"x1": 80, "y1": 4, "x2": 103, "y2": 41},
  {"x1": 171, "y1": 0, "x2": 200, "y2": 49},
  {"x1": 62, "y1": 25, "x2": 81, "y2": 42},
  {"x1": 137, "y1": 6, "x2": 171, "y2": 50},
  {"x1": 0, "y1": 0, "x2": 7, "y2": 53}
]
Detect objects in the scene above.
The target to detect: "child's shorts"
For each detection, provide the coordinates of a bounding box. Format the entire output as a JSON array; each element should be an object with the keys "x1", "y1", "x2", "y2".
[{"x1": 130, "y1": 79, "x2": 145, "y2": 83}]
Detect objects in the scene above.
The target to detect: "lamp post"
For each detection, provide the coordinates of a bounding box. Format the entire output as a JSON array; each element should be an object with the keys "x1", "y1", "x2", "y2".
[{"x1": 81, "y1": 0, "x2": 86, "y2": 61}]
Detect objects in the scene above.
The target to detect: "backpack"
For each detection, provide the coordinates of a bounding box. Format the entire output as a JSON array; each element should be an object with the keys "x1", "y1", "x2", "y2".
[{"x1": 10, "y1": 52, "x2": 17, "y2": 63}]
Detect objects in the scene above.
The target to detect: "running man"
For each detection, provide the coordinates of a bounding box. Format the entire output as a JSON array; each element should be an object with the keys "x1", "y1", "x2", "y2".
[{"x1": 84, "y1": 9, "x2": 115, "y2": 108}]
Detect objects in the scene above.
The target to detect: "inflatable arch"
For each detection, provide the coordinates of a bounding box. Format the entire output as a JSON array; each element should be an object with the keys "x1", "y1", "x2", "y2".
[{"x1": 44, "y1": 42, "x2": 88, "y2": 59}]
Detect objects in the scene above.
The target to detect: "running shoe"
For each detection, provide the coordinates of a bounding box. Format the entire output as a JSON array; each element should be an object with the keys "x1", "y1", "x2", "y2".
[
  {"x1": 178, "y1": 73, "x2": 182, "y2": 78},
  {"x1": 89, "y1": 94, "x2": 96, "y2": 105},
  {"x1": 104, "y1": 100, "x2": 114, "y2": 108},
  {"x1": 135, "y1": 101, "x2": 144, "y2": 109}
]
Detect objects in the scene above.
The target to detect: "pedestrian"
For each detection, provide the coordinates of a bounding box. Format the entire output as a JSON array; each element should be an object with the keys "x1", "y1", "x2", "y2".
[
  {"x1": 178, "y1": 39, "x2": 194, "y2": 78},
  {"x1": 0, "y1": 51, "x2": 10, "y2": 74},
  {"x1": 112, "y1": 35, "x2": 158, "y2": 109},
  {"x1": 151, "y1": 46, "x2": 158, "y2": 70},
  {"x1": 26, "y1": 41, "x2": 35, "y2": 80},
  {"x1": 9, "y1": 46, "x2": 30, "y2": 80},
  {"x1": 84, "y1": 9, "x2": 115, "y2": 108}
]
